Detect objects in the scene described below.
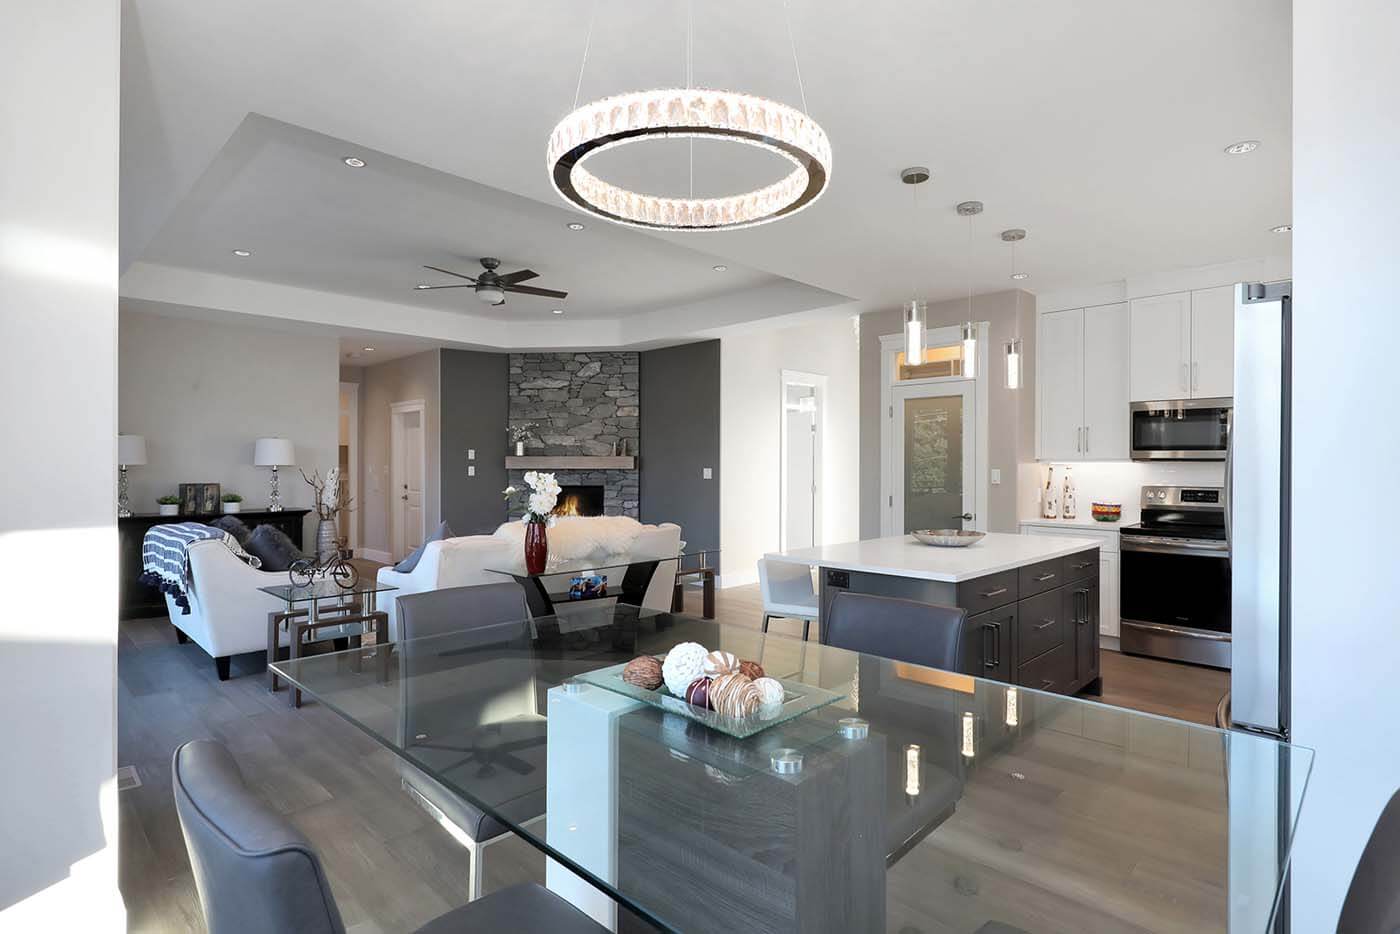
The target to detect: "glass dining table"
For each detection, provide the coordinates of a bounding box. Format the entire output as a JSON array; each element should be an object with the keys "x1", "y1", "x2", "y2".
[{"x1": 270, "y1": 603, "x2": 1312, "y2": 934}]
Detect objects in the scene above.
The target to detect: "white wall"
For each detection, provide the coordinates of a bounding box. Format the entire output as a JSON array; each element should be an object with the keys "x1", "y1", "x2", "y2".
[
  {"x1": 359, "y1": 350, "x2": 442, "y2": 561},
  {"x1": 0, "y1": 0, "x2": 122, "y2": 927},
  {"x1": 1290, "y1": 1, "x2": 1400, "y2": 927},
  {"x1": 720, "y1": 317, "x2": 860, "y2": 586},
  {"x1": 118, "y1": 309, "x2": 340, "y2": 544}
]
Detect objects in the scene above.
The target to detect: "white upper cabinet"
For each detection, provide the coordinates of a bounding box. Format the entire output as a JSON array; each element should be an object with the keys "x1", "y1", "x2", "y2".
[
  {"x1": 1190, "y1": 285, "x2": 1235, "y2": 398},
  {"x1": 1038, "y1": 308, "x2": 1085, "y2": 461},
  {"x1": 1037, "y1": 303, "x2": 1129, "y2": 461},
  {"x1": 1129, "y1": 292, "x2": 1191, "y2": 401},
  {"x1": 1081, "y1": 303, "x2": 1130, "y2": 458}
]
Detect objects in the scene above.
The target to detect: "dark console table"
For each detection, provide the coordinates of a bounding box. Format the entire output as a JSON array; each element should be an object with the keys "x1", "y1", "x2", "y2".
[{"x1": 118, "y1": 509, "x2": 310, "y2": 619}]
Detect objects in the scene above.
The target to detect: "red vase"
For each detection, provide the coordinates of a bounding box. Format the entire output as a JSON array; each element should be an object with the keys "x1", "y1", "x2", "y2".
[{"x1": 524, "y1": 521, "x2": 547, "y2": 575}]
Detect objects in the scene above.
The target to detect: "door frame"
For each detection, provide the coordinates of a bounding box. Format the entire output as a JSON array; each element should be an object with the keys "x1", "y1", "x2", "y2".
[
  {"x1": 339, "y1": 381, "x2": 359, "y2": 550},
  {"x1": 389, "y1": 398, "x2": 427, "y2": 560},
  {"x1": 779, "y1": 369, "x2": 826, "y2": 551},
  {"x1": 879, "y1": 325, "x2": 990, "y2": 537}
]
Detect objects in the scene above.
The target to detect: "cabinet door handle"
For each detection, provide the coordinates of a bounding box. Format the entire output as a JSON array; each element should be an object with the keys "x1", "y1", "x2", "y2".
[
  {"x1": 1181, "y1": 362, "x2": 1189, "y2": 392},
  {"x1": 1192, "y1": 361, "x2": 1199, "y2": 391},
  {"x1": 1035, "y1": 618, "x2": 1056, "y2": 630},
  {"x1": 1084, "y1": 425, "x2": 1090, "y2": 453},
  {"x1": 1076, "y1": 426, "x2": 1081, "y2": 453},
  {"x1": 1034, "y1": 572, "x2": 1056, "y2": 582},
  {"x1": 980, "y1": 586, "x2": 1008, "y2": 599}
]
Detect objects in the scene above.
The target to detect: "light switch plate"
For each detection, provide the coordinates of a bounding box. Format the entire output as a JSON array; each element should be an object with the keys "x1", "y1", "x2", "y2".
[
  {"x1": 702, "y1": 467, "x2": 713, "y2": 480},
  {"x1": 468, "y1": 466, "x2": 476, "y2": 477},
  {"x1": 468, "y1": 449, "x2": 475, "y2": 460},
  {"x1": 991, "y1": 468, "x2": 1002, "y2": 485}
]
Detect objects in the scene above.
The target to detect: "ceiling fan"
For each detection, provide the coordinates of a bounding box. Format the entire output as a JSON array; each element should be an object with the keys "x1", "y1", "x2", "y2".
[{"x1": 415, "y1": 257, "x2": 568, "y2": 306}]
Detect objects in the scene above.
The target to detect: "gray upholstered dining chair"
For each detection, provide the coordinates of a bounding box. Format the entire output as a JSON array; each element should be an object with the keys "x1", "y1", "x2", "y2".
[
  {"x1": 823, "y1": 591, "x2": 966, "y2": 670},
  {"x1": 172, "y1": 739, "x2": 606, "y2": 933},
  {"x1": 394, "y1": 582, "x2": 547, "y2": 902},
  {"x1": 1337, "y1": 787, "x2": 1400, "y2": 931}
]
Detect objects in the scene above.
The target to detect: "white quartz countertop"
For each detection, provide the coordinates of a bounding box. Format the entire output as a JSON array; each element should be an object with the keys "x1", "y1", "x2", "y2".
[{"x1": 766, "y1": 532, "x2": 1100, "y2": 583}]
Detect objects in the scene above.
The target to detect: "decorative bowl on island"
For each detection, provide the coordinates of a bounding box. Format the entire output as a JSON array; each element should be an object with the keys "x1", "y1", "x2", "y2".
[{"x1": 911, "y1": 529, "x2": 986, "y2": 548}]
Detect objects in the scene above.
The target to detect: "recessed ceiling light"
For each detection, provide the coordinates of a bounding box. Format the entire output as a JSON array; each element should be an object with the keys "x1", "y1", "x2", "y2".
[
  {"x1": 1271, "y1": 224, "x2": 1293, "y2": 234},
  {"x1": 1224, "y1": 140, "x2": 1260, "y2": 155},
  {"x1": 712, "y1": 264, "x2": 728, "y2": 272},
  {"x1": 414, "y1": 283, "x2": 431, "y2": 290},
  {"x1": 566, "y1": 222, "x2": 586, "y2": 231},
  {"x1": 1011, "y1": 272, "x2": 1029, "y2": 280},
  {"x1": 231, "y1": 249, "x2": 251, "y2": 257},
  {"x1": 362, "y1": 346, "x2": 375, "y2": 352},
  {"x1": 342, "y1": 156, "x2": 366, "y2": 168},
  {"x1": 552, "y1": 308, "x2": 565, "y2": 315}
]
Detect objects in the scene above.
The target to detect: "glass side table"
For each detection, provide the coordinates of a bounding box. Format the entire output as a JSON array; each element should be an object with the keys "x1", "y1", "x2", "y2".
[{"x1": 259, "y1": 577, "x2": 398, "y2": 708}]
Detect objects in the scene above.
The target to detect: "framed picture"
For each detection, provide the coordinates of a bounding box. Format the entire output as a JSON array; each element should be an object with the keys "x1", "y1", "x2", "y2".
[
  {"x1": 568, "y1": 575, "x2": 608, "y2": 600},
  {"x1": 179, "y1": 483, "x2": 222, "y2": 516}
]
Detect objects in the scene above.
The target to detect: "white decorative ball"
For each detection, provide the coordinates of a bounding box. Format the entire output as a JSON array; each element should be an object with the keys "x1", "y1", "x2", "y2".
[
  {"x1": 754, "y1": 677, "x2": 785, "y2": 707},
  {"x1": 702, "y1": 649, "x2": 739, "y2": 679},
  {"x1": 661, "y1": 642, "x2": 709, "y2": 697}
]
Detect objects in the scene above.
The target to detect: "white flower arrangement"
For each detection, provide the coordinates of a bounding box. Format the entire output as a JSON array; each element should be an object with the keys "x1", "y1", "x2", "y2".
[{"x1": 502, "y1": 470, "x2": 561, "y2": 525}]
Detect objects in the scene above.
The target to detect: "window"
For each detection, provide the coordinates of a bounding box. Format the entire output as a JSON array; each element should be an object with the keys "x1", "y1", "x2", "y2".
[{"x1": 896, "y1": 344, "x2": 965, "y2": 381}]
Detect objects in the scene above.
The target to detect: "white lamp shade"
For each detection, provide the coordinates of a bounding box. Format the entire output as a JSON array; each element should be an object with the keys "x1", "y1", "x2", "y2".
[
  {"x1": 253, "y1": 437, "x2": 296, "y2": 467},
  {"x1": 117, "y1": 435, "x2": 147, "y2": 466}
]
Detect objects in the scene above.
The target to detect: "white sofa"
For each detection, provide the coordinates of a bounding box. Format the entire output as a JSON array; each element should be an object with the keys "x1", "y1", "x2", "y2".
[
  {"x1": 376, "y1": 516, "x2": 683, "y2": 639},
  {"x1": 165, "y1": 539, "x2": 295, "y2": 679}
]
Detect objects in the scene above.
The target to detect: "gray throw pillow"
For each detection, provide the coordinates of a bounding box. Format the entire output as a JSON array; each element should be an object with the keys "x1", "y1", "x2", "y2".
[
  {"x1": 394, "y1": 520, "x2": 454, "y2": 573},
  {"x1": 209, "y1": 515, "x2": 251, "y2": 546},
  {"x1": 245, "y1": 524, "x2": 303, "y2": 572}
]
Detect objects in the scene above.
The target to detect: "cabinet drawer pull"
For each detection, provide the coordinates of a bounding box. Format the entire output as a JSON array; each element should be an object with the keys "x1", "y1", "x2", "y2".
[
  {"x1": 1070, "y1": 561, "x2": 1092, "y2": 570},
  {"x1": 980, "y1": 587, "x2": 1008, "y2": 598},
  {"x1": 1041, "y1": 679, "x2": 1055, "y2": 690},
  {"x1": 1035, "y1": 619, "x2": 1056, "y2": 631},
  {"x1": 1034, "y1": 573, "x2": 1056, "y2": 582}
]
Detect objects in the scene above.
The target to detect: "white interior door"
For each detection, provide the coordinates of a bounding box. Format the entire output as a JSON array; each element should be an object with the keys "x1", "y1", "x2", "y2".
[
  {"x1": 892, "y1": 381, "x2": 975, "y2": 534},
  {"x1": 779, "y1": 373, "x2": 824, "y2": 551},
  {"x1": 391, "y1": 402, "x2": 426, "y2": 560}
]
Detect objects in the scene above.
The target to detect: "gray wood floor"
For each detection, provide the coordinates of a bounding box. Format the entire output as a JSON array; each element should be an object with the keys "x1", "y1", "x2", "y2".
[{"x1": 118, "y1": 583, "x2": 1230, "y2": 932}]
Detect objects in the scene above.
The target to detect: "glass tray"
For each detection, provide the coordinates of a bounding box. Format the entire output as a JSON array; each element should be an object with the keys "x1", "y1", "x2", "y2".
[{"x1": 575, "y1": 660, "x2": 846, "y2": 739}]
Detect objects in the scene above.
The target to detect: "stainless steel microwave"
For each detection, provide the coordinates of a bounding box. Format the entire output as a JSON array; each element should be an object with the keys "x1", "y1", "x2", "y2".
[{"x1": 1129, "y1": 398, "x2": 1231, "y2": 460}]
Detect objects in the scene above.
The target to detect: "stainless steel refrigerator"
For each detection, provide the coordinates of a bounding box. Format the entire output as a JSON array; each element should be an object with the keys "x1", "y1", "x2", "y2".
[{"x1": 1228, "y1": 280, "x2": 1291, "y2": 739}]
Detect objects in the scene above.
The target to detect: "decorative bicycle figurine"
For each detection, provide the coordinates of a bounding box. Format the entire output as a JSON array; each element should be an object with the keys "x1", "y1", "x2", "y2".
[{"x1": 288, "y1": 537, "x2": 359, "y2": 590}]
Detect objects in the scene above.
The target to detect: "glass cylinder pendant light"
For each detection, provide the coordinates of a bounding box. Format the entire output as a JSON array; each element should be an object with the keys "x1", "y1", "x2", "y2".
[
  {"x1": 1004, "y1": 337, "x2": 1023, "y2": 389},
  {"x1": 957, "y1": 200, "x2": 983, "y2": 380},
  {"x1": 961, "y1": 322, "x2": 978, "y2": 379},
  {"x1": 905, "y1": 300, "x2": 926, "y2": 366}
]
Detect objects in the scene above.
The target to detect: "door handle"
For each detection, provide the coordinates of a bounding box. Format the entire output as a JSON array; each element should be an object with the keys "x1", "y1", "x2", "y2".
[
  {"x1": 958, "y1": 513, "x2": 974, "y2": 522},
  {"x1": 401, "y1": 494, "x2": 408, "y2": 501},
  {"x1": 1192, "y1": 361, "x2": 1199, "y2": 391}
]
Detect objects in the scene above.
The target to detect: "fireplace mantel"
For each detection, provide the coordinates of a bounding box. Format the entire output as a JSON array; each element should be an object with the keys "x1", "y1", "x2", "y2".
[{"x1": 504, "y1": 455, "x2": 637, "y2": 470}]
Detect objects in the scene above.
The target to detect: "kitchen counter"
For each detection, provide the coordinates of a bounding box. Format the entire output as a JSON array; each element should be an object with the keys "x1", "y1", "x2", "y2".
[{"x1": 767, "y1": 532, "x2": 1099, "y2": 583}]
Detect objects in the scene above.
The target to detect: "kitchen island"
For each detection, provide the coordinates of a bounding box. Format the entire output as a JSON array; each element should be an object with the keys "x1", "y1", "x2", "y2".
[{"x1": 767, "y1": 533, "x2": 1102, "y2": 696}]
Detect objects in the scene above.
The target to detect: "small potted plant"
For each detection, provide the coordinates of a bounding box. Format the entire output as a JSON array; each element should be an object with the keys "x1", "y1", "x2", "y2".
[
  {"x1": 157, "y1": 494, "x2": 180, "y2": 516},
  {"x1": 508, "y1": 422, "x2": 538, "y2": 457},
  {"x1": 221, "y1": 492, "x2": 243, "y2": 514}
]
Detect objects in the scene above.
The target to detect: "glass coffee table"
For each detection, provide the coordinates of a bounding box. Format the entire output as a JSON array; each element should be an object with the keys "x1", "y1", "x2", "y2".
[
  {"x1": 259, "y1": 577, "x2": 398, "y2": 707},
  {"x1": 487, "y1": 549, "x2": 718, "y2": 619}
]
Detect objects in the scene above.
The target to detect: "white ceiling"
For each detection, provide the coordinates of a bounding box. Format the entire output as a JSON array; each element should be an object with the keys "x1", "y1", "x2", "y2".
[{"x1": 120, "y1": 0, "x2": 1291, "y2": 344}]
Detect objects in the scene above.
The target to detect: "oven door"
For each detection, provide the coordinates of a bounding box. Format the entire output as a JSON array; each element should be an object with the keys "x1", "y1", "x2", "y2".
[
  {"x1": 1119, "y1": 536, "x2": 1231, "y2": 667},
  {"x1": 1130, "y1": 399, "x2": 1231, "y2": 460}
]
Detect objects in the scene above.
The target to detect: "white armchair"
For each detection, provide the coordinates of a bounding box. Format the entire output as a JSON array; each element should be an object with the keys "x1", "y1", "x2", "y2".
[{"x1": 166, "y1": 540, "x2": 294, "y2": 680}]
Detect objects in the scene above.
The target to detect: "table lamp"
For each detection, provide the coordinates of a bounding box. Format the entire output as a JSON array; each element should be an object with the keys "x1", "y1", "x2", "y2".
[
  {"x1": 117, "y1": 435, "x2": 147, "y2": 518},
  {"x1": 253, "y1": 437, "x2": 296, "y2": 512}
]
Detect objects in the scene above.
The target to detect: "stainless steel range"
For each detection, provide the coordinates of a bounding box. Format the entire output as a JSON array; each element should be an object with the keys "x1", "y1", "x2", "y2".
[{"x1": 1119, "y1": 485, "x2": 1230, "y2": 668}]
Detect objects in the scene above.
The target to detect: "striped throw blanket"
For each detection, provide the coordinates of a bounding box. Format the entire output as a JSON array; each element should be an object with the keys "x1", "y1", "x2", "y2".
[{"x1": 139, "y1": 522, "x2": 262, "y2": 614}]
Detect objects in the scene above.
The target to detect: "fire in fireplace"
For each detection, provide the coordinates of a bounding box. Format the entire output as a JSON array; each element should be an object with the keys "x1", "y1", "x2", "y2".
[{"x1": 556, "y1": 485, "x2": 605, "y2": 517}]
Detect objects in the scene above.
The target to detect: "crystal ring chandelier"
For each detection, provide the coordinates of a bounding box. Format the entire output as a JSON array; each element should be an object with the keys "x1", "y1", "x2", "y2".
[{"x1": 546, "y1": 88, "x2": 831, "y2": 231}]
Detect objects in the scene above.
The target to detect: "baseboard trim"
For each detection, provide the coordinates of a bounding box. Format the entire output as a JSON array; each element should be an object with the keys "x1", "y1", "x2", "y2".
[{"x1": 360, "y1": 548, "x2": 392, "y2": 564}]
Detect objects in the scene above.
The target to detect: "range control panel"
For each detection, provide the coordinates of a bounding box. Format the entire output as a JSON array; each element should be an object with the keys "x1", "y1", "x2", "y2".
[{"x1": 1140, "y1": 486, "x2": 1224, "y2": 508}]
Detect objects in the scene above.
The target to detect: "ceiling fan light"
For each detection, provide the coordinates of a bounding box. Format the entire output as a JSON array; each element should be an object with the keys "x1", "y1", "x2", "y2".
[{"x1": 477, "y1": 286, "x2": 506, "y2": 305}]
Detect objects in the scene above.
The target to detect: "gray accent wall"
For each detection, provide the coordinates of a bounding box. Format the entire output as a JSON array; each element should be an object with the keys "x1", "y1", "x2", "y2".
[
  {"x1": 640, "y1": 340, "x2": 721, "y2": 550},
  {"x1": 440, "y1": 349, "x2": 509, "y2": 535}
]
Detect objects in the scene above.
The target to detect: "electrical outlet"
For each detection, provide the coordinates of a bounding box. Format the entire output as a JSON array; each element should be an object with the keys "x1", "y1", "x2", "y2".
[
  {"x1": 702, "y1": 467, "x2": 713, "y2": 480},
  {"x1": 991, "y1": 468, "x2": 1002, "y2": 485},
  {"x1": 467, "y1": 449, "x2": 475, "y2": 460},
  {"x1": 467, "y1": 466, "x2": 476, "y2": 477}
]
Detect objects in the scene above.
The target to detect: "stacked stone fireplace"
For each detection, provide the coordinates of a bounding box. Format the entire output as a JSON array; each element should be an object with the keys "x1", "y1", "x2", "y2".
[{"x1": 508, "y1": 352, "x2": 640, "y2": 518}]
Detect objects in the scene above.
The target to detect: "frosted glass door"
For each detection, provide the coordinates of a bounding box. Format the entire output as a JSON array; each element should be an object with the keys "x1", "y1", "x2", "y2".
[{"x1": 893, "y1": 383, "x2": 974, "y2": 533}]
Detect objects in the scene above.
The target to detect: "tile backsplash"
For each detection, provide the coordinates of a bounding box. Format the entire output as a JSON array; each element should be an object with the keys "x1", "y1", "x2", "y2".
[{"x1": 1017, "y1": 460, "x2": 1225, "y2": 525}]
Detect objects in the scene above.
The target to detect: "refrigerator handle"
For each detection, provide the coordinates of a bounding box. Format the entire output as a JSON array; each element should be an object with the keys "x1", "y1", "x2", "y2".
[{"x1": 1224, "y1": 410, "x2": 1233, "y2": 552}]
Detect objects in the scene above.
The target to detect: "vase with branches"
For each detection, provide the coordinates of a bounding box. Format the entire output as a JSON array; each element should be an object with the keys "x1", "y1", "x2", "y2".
[
  {"x1": 301, "y1": 467, "x2": 354, "y2": 561},
  {"x1": 508, "y1": 422, "x2": 538, "y2": 457}
]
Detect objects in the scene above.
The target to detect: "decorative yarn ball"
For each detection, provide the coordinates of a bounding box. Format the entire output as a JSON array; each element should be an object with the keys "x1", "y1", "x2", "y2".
[
  {"x1": 738, "y1": 659, "x2": 765, "y2": 680},
  {"x1": 702, "y1": 649, "x2": 740, "y2": 679},
  {"x1": 753, "y1": 676, "x2": 785, "y2": 707},
  {"x1": 684, "y1": 676, "x2": 712, "y2": 710},
  {"x1": 709, "y1": 672, "x2": 761, "y2": 719},
  {"x1": 661, "y1": 642, "x2": 709, "y2": 696},
  {"x1": 622, "y1": 655, "x2": 663, "y2": 691}
]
